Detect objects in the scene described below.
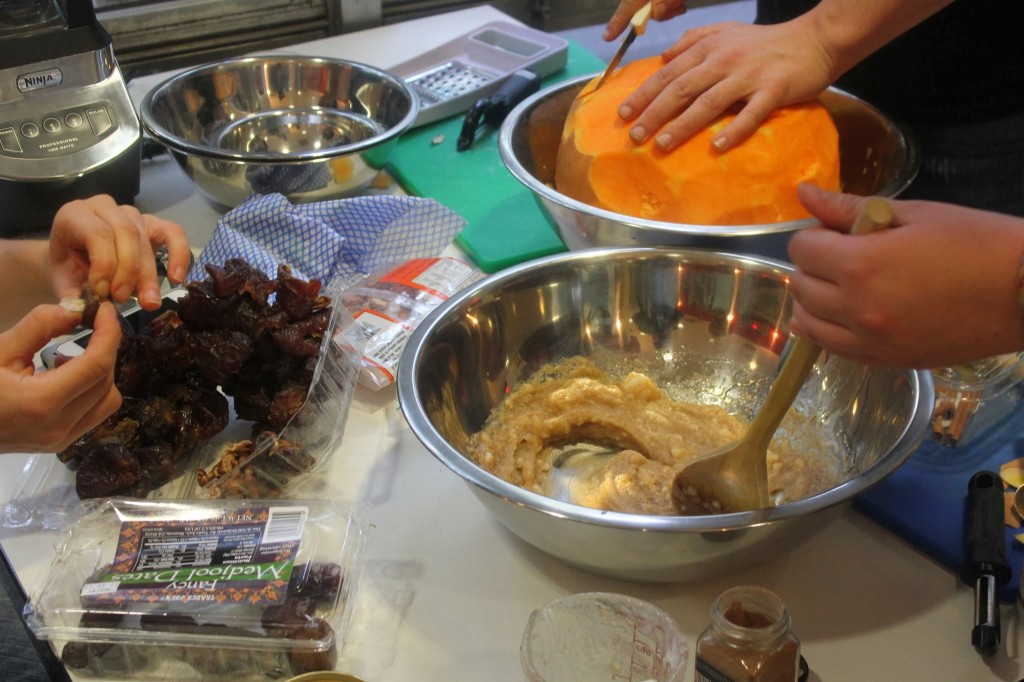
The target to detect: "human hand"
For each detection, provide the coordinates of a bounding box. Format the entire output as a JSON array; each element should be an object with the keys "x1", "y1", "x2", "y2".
[
  {"x1": 618, "y1": 19, "x2": 834, "y2": 152},
  {"x1": 604, "y1": 0, "x2": 688, "y2": 41},
  {"x1": 49, "y1": 194, "x2": 191, "y2": 311},
  {"x1": 0, "y1": 302, "x2": 121, "y2": 454},
  {"x1": 787, "y1": 184, "x2": 1024, "y2": 368}
]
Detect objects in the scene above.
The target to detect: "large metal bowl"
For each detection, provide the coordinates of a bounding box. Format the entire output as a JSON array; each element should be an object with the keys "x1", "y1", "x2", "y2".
[
  {"x1": 499, "y1": 78, "x2": 918, "y2": 259},
  {"x1": 141, "y1": 55, "x2": 419, "y2": 207},
  {"x1": 397, "y1": 248, "x2": 933, "y2": 582}
]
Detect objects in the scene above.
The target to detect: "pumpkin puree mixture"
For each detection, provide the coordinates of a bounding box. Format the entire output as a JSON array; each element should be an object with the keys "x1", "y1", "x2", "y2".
[{"x1": 465, "y1": 357, "x2": 839, "y2": 515}]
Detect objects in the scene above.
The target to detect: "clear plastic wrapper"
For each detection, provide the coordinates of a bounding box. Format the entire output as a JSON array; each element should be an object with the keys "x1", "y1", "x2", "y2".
[
  {"x1": 931, "y1": 352, "x2": 1024, "y2": 447},
  {"x1": 23, "y1": 497, "x2": 369, "y2": 681},
  {"x1": 340, "y1": 257, "x2": 481, "y2": 390}
]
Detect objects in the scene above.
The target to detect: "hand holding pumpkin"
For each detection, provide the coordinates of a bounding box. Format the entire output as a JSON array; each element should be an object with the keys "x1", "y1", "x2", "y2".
[
  {"x1": 615, "y1": 19, "x2": 835, "y2": 153},
  {"x1": 609, "y1": 0, "x2": 957, "y2": 153},
  {"x1": 787, "y1": 184, "x2": 1024, "y2": 369},
  {"x1": 556, "y1": 56, "x2": 839, "y2": 225}
]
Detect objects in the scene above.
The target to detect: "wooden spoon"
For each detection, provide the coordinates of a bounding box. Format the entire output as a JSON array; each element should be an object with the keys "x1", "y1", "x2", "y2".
[{"x1": 671, "y1": 196, "x2": 895, "y2": 514}]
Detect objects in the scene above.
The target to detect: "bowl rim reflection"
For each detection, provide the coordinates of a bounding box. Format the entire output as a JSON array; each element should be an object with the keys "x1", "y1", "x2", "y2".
[
  {"x1": 497, "y1": 75, "x2": 919, "y2": 239},
  {"x1": 398, "y1": 246, "x2": 934, "y2": 532},
  {"x1": 140, "y1": 54, "x2": 420, "y2": 164}
]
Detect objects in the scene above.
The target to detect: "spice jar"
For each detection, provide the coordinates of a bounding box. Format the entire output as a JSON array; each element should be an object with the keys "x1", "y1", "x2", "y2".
[{"x1": 694, "y1": 585, "x2": 800, "y2": 682}]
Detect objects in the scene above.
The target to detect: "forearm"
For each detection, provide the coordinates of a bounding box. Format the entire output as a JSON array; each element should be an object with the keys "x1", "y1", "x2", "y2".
[
  {"x1": 0, "y1": 239, "x2": 54, "y2": 329},
  {"x1": 797, "y1": 0, "x2": 954, "y2": 81}
]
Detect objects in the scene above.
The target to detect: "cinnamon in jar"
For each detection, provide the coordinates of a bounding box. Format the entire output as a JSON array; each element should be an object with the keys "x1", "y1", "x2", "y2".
[{"x1": 694, "y1": 585, "x2": 800, "y2": 682}]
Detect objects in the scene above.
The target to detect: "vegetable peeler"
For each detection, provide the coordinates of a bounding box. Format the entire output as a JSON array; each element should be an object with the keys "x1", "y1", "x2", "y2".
[
  {"x1": 456, "y1": 70, "x2": 541, "y2": 151},
  {"x1": 961, "y1": 470, "x2": 1011, "y2": 656}
]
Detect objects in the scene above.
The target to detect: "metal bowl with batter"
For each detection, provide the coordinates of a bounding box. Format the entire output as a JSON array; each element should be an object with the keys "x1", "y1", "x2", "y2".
[{"x1": 397, "y1": 247, "x2": 933, "y2": 582}]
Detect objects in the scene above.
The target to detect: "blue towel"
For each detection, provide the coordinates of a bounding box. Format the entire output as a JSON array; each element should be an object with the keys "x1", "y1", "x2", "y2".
[{"x1": 189, "y1": 193, "x2": 467, "y2": 287}]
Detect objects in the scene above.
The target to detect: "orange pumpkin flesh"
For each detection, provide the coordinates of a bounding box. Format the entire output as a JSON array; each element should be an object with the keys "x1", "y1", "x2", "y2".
[{"x1": 555, "y1": 56, "x2": 842, "y2": 226}]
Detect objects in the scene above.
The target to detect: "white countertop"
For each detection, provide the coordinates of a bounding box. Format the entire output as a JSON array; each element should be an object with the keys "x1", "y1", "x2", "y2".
[{"x1": 2, "y1": 5, "x2": 1022, "y2": 681}]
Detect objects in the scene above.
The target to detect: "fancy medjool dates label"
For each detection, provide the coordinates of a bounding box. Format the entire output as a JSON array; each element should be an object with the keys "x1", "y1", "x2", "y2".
[
  {"x1": 80, "y1": 505, "x2": 308, "y2": 606},
  {"x1": 341, "y1": 256, "x2": 482, "y2": 391}
]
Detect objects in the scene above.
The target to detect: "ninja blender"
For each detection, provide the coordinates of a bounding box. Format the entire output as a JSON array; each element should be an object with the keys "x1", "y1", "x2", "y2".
[{"x1": 0, "y1": 0, "x2": 141, "y2": 234}]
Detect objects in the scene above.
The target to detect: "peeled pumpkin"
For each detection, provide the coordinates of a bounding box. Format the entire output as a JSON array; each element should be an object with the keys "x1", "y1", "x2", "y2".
[{"x1": 555, "y1": 56, "x2": 842, "y2": 226}]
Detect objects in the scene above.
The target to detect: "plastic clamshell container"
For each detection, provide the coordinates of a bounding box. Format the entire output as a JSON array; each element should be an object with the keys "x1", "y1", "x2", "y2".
[
  {"x1": 186, "y1": 276, "x2": 365, "y2": 499},
  {"x1": 24, "y1": 497, "x2": 369, "y2": 681},
  {"x1": 4, "y1": 272, "x2": 365, "y2": 530},
  {"x1": 931, "y1": 352, "x2": 1024, "y2": 447}
]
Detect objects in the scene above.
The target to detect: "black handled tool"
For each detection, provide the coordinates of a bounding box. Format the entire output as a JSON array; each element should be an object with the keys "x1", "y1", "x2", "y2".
[
  {"x1": 456, "y1": 70, "x2": 541, "y2": 151},
  {"x1": 961, "y1": 470, "x2": 1011, "y2": 656}
]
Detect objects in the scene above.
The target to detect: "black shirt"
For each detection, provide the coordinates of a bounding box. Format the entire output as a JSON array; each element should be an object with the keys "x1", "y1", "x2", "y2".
[{"x1": 756, "y1": 0, "x2": 1024, "y2": 126}]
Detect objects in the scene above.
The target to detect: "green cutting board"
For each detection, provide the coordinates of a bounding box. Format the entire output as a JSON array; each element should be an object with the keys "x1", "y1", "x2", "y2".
[{"x1": 386, "y1": 41, "x2": 606, "y2": 273}]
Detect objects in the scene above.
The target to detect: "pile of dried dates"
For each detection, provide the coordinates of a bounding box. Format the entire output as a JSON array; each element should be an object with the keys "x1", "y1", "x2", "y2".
[{"x1": 58, "y1": 259, "x2": 332, "y2": 499}]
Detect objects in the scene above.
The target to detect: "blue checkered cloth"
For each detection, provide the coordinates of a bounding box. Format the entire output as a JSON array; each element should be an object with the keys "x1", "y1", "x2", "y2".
[{"x1": 189, "y1": 193, "x2": 466, "y2": 286}]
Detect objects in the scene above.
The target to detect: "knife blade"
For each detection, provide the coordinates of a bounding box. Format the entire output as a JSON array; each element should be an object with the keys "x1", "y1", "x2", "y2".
[{"x1": 593, "y1": 1, "x2": 653, "y2": 92}]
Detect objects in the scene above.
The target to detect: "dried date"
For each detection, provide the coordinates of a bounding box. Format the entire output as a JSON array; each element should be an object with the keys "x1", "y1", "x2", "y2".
[
  {"x1": 285, "y1": 617, "x2": 337, "y2": 675},
  {"x1": 60, "y1": 606, "x2": 147, "y2": 674},
  {"x1": 75, "y1": 443, "x2": 147, "y2": 499},
  {"x1": 288, "y1": 562, "x2": 343, "y2": 604},
  {"x1": 198, "y1": 432, "x2": 315, "y2": 497},
  {"x1": 262, "y1": 597, "x2": 316, "y2": 632}
]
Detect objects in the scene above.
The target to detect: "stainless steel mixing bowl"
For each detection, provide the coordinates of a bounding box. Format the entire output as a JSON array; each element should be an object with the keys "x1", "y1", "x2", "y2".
[
  {"x1": 498, "y1": 78, "x2": 919, "y2": 260},
  {"x1": 397, "y1": 248, "x2": 933, "y2": 582},
  {"x1": 141, "y1": 55, "x2": 419, "y2": 207}
]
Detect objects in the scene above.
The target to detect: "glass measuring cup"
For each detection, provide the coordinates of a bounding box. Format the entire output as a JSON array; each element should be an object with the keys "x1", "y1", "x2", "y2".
[{"x1": 521, "y1": 592, "x2": 688, "y2": 682}]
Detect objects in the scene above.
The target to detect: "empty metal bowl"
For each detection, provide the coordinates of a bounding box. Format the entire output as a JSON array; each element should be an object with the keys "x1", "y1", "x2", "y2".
[
  {"x1": 498, "y1": 78, "x2": 918, "y2": 259},
  {"x1": 141, "y1": 55, "x2": 419, "y2": 207},
  {"x1": 397, "y1": 247, "x2": 933, "y2": 582}
]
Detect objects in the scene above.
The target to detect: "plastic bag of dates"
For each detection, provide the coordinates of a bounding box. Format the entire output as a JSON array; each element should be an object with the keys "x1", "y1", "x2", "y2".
[
  {"x1": 340, "y1": 256, "x2": 481, "y2": 390},
  {"x1": 23, "y1": 497, "x2": 369, "y2": 680}
]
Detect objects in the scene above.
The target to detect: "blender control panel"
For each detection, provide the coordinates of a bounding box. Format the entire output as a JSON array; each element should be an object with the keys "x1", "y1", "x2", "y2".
[{"x1": 0, "y1": 100, "x2": 119, "y2": 160}]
